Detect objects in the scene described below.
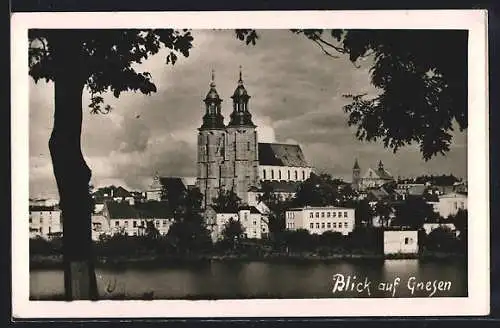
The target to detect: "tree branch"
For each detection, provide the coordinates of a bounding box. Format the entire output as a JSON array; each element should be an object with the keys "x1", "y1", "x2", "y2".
[{"x1": 310, "y1": 39, "x2": 340, "y2": 58}]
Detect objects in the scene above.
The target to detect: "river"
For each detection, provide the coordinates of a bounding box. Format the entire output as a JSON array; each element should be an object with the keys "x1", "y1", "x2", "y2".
[{"x1": 30, "y1": 258, "x2": 467, "y2": 299}]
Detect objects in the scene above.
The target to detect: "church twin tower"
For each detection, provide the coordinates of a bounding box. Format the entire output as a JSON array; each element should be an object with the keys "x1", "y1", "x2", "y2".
[{"x1": 196, "y1": 68, "x2": 259, "y2": 207}]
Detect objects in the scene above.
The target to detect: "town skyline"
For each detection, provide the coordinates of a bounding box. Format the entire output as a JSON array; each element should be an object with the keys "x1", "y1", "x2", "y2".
[{"x1": 29, "y1": 29, "x2": 467, "y2": 199}]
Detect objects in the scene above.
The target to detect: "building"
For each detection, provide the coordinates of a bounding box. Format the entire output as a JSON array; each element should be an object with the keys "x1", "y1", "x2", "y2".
[
  {"x1": 423, "y1": 222, "x2": 459, "y2": 237},
  {"x1": 383, "y1": 228, "x2": 419, "y2": 255},
  {"x1": 146, "y1": 175, "x2": 195, "y2": 201},
  {"x1": 29, "y1": 198, "x2": 59, "y2": 207},
  {"x1": 247, "y1": 180, "x2": 301, "y2": 206},
  {"x1": 92, "y1": 185, "x2": 135, "y2": 213},
  {"x1": 258, "y1": 143, "x2": 312, "y2": 183},
  {"x1": 103, "y1": 200, "x2": 174, "y2": 236},
  {"x1": 196, "y1": 68, "x2": 312, "y2": 207},
  {"x1": 285, "y1": 206, "x2": 355, "y2": 236},
  {"x1": 29, "y1": 205, "x2": 62, "y2": 239},
  {"x1": 205, "y1": 205, "x2": 269, "y2": 241},
  {"x1": 91, "y1": 214, "x2": 109, "y2": 241},
  {"x1": 352, "y1": 160, "x2": 395, "y2": 191},
  {"x1": 430, "y1": 192, "x2": 467, "y2": 218}
]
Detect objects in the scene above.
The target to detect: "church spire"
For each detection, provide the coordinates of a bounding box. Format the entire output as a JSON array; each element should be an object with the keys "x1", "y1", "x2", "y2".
[
  {"x1": 353, "y1": 158, "x2": 360, "y2": 170},
  {"x1": 200, "y1": 68, "x2": 225, "y2": 130},
  {"x1": 238, "y1": 65, "x2": 243, "y2": 85},
  {"x1": 228, "y1": 66, "x2": 255, "y2": 127}
]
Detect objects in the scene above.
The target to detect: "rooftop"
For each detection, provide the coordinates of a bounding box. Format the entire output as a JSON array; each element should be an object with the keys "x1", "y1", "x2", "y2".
[
  {"x1": 104, "y1": 200, "x2": 173, "y2": 220},
  {"x1": 258, "y1": 142, "x2": 309, "y2": 167}
]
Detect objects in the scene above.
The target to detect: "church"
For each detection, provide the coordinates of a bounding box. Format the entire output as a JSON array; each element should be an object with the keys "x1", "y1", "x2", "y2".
[
  {"x1": 351, "y1": 159, "x2": 395, "y2": 191},
  {"x1": 195, "y1": 68, "x2": 313, "y2": 207}
]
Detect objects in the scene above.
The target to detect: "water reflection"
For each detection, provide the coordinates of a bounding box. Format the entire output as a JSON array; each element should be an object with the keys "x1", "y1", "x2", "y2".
[{"x1": 30, "y1": 259, "x2": 467, "y2": 300}]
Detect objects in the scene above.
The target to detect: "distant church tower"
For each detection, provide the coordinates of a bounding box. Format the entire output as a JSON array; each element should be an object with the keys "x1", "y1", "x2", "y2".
[
  {"x1": 352, "y1": 158, "x2": 361, "y2": 191},
  {"x1": 223, "y1": 67, "x2": 259, "y2": 204},
  {"x1": 196, "y1": 70, "x2": 226, "y2": 207}
]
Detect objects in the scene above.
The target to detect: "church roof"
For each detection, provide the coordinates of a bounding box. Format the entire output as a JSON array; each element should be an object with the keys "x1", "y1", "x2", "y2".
[
  {"x1": 376, "y1": 167, "x2": 394, "y2": 180},
  {"x1": 258, "y1": 143, "x2": 309, "y2": 167}
]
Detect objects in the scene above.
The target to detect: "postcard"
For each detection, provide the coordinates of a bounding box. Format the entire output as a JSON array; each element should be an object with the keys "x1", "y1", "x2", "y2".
[{"x1": 11, "y1": 9, "x2": 489, "y2": 318}]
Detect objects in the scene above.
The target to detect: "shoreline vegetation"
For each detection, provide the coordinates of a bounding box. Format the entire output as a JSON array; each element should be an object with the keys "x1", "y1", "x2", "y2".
[{"x1": 30, "y1": 251, "x2": 465, "y2": 270}]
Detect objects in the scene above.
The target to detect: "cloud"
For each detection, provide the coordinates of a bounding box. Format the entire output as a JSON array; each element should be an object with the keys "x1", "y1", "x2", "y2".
[{"x1": 29, "y1": 29, "x2": 467, "y2": 198}]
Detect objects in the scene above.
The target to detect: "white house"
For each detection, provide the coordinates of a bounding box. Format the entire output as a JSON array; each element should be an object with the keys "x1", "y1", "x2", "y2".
[
  {"x1": 422, "y1": 222, "x2": 459, "y2": 237},
  {"x1": 430, "y1": 192, "x2": 467, "y2": 218},
  {"x1": 103, "y1": 200, "x2": 174, "y2": 237},
  {"x1": 205, "y1": 205, "x2": 269, "y2": 242},
  {"x1": 285, "y1": 206, "x2": 355, "y2": 236},
  {"x1": 383, "y1": 229, "x2": 419, "y2": 255},
  {"x1": 29, "y1": 205, "x2": 62, "y2": 239}
]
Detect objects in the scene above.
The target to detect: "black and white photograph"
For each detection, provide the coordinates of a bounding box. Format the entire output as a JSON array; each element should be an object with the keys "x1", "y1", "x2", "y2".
[{"x1": 12, "y1": 10, "x2": 489, "y2": 318}]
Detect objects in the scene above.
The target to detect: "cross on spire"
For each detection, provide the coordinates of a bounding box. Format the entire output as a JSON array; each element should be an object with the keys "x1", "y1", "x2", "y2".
[
  {"x1": 238, "y1": 65, "x2": 243, "y2": 85},
  {"x1": 210, "y1": 68, "x2": 216, "y2": 87}
]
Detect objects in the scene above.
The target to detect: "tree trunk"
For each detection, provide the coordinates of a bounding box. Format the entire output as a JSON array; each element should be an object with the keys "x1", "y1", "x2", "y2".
[{"x1": 49, "y1": 31, "x2": 98, "y2": 301}]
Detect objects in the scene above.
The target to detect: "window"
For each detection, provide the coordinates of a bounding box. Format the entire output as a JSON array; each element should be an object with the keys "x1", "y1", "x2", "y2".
[
  {"x1": 253, "y1": 221, "x2": 256, "y2": 225},
  {"x1": 309, "y1": 212, "x2": 314, "y2": 218},
  {"x1": 29, "y1": 218, "x2": 32, "y2": 223},
  {"x1": 327, "y1": 222, "x2": 331, "y2": 228},
  {"x1": 133, "y1": 221, "x2": 137, "y2": 228},
  {"x1": 115, "y1": 221, "x2": 119, "y2": 227},
  {"x1": 271, "y1": 170, "x2": 274, "y2": 180},
  {"x1": 333, "y1": 223, "x2": 337, "y2": 228},
  {"x1": 310, "y1": 223, "x2": 314, "y2": 228},
  {"x1": 327, "y1": 212, "x2": 331, "y2": 218},
  {"x1": 295, "y1": 170, "x2": 298, "y2": 180},
  {"x1": 247, "y1": 142, "x2": 250, "y2": 151},
  {"x1": 321, "y1": 212, "x2": 325, "y2": 218},
  {"x1": 344, "y1": 211, "x2": 348, "y2": 218},
  {"x1": 454, "y1": 202, "x2": 458, "y2": 209},
  {"x1": 288, "y1": 170, "x2": 291, "y2": 179},
  {"x1": 404, "y1": 237, "x2": 409, "y2": 245},
  {"x1": 124, "y1": 220, "x2": 128, "y2": 227},
  {"x1": 338, "y1": 212, "x2": 342, "y2": 218},
  {"x1": 263, "y1": 170, "x2": 266, "y2": 180},
  {"x1": 315, "y1": 212, "x2": 319, "y2": 218},
  {"x1": 316, "y1": 223, "x2": 320, "y2": 229},
  {"x1": 163, "y1": 220, "x2": 167, "y2": 227},
  {"x1": 302, "y1": 171, "x2": 305, "y2": 180},
  {"x1": 40, "y1": 217, "x2": 43, "y2": 223},
  {"x1": 133, "y1": 232, "x2": 137, "y2": 236},
  {"x1": 244, "y1": 213, "x2": 248, "y2": 220},
  {"x1": 321, "y1": 222, "x2": 325, "y2": 229},
  {"x1": 332, "y1": 212, "x2": 336, "y2": 218},
  {"x1": 156, "y1": 220, "x2": 160, "y2": 227},
  {"x1": 344, "y1": 222, "x2": 348, "y2": 228}
]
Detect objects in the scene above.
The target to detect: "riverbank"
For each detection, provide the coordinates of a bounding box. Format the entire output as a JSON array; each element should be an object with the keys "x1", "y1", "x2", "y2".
[{"x1": 29, "y1": 251, "x2": 465, "y2": 270}]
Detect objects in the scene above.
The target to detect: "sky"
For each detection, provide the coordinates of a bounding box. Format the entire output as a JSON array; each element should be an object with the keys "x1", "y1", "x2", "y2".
[{"x1": 29, "y1": 29, "x2": 467, "y2": 199}]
